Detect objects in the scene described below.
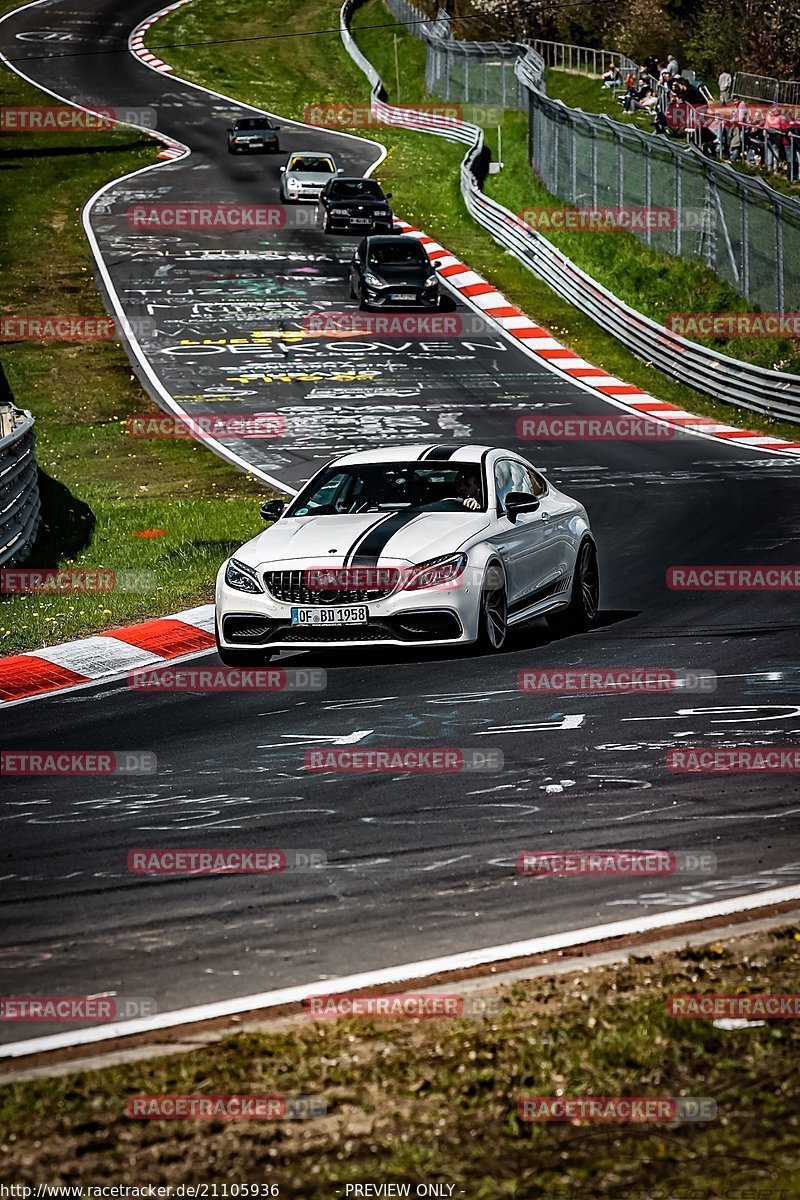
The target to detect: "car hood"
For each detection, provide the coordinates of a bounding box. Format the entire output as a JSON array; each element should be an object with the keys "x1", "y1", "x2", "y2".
[
  {"x1": 369, "y1": 262, "x2": 434, "y2": 285},
  {"x1": 326, "y1": 196, "x2": 390, "y2": 208},
  {"x1": 286, "y1": 170, "x2": 334, "y2": 185},
  {"x1": 235, "y1": 511, "x2": 491, "y2": 569}
]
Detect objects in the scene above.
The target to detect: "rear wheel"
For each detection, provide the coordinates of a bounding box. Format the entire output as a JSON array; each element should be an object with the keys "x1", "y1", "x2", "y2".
[
  {"x1": 547, "y1": 539, "x2": 599, "y2": 635},
  {"x1": 476, "y1": 563, "x2": 508, "y2": 652}
]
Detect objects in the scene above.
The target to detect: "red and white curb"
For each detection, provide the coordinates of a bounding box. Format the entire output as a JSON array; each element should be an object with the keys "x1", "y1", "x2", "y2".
[
  {"x1": 0, "y1": 604, "x2": 215, "y2": 706},
  {"x1": 129, "y1": 0, "x2": 192, "y2": 157},
  {"x1": 393, "y1": 221, "x2": 800, "y2": 455}
]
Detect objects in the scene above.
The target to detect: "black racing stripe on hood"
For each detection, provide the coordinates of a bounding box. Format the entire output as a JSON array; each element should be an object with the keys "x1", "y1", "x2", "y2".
[
  {"x1": 423, "y1": 445, "x2": 462, "y2": 461},
  {"x1": 348, "y1": 511, "x2": 425, "y2": 567},
  {"x1": 340, "y1": 513, "x2": 392, "y2": 567}
]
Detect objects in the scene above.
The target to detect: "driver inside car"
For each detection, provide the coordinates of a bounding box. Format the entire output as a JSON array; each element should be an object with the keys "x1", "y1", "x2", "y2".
[{"x1": 456, "y1": 469, "x2": 482, "y2": 511}]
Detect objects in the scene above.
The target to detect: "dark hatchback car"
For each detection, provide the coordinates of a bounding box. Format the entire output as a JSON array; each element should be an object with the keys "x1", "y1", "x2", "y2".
[
  {"x1": 349, "y1": 235, "x2": 440, "y2": 309},
  {"x1": 227, "y1": 116, "x2": 281, "y2": 154},
  {"x1": 318, "y1": 176, "x2": 393, "y2": 234}
]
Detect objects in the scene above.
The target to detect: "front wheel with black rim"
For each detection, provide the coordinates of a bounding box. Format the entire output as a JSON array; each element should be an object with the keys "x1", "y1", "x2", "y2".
[
  {"x1": 547, "y1": 539, "x2": 599, "y2": 636},
  {"x1": 476, "y1": 564, "x2": 508, "y2": 652}
]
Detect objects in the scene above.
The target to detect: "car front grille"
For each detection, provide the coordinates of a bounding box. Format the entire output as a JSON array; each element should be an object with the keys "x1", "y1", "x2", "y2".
[
  {"x1": 272, "y1": 624, "x2": 396, "y2": 643},
  {"x1": 263, "y1": 569, "x2": 398, "y2": 605}
]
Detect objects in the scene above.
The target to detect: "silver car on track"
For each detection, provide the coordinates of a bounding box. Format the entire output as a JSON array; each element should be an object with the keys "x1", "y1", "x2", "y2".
[
  {"x1": 279, "y1": 151, "x2": 340, "y2": 202},
  {"x1": 215, "y1": 445, "x2": 599, "y2": 663}
]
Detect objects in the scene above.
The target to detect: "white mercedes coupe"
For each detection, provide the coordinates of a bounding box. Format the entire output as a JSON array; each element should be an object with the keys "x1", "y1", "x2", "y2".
[{"x1": 215, "y1": 445, "x2": 598, "y2": 662}]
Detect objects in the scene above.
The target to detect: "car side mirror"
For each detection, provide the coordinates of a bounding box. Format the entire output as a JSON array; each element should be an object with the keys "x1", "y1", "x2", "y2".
[
  {"x1": 336, "y1": 167, "x2": 344, "y2": 173},
  {"x1": 279, "y1": 165, "x2": 286, "y2": 173},
  {"x1": 385, "y1": 192, "x2": 393, "y2": 199},
  {"x1": 227, "y1": 127, "x2": 233, "y2": 133},
  {"x1": 504, "y1": 492, "x2": 540, "y2": 523},
  {"x1": 260, "y1": 499, "x2": 285, "y2": 522},
  {"x1": 273, "y1": 125, "x2": 281, "y2": 131}
]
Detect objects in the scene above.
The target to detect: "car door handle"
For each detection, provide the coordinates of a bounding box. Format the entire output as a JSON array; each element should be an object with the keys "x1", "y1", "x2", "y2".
[{"x1": 540, "y1": 511, "x2": 550, "y2": 520}]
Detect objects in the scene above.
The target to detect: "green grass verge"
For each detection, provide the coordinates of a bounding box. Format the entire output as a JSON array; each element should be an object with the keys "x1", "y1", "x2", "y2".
[
  {"x1": 0, "y1": 18, "x2": 267, "y2": 656},
  {"x1": 2, "y1": 926, "x2": 798, "y2": 1194},
  {"x1": 155, "y1": 0, "x2": 800, "y2": 441}
]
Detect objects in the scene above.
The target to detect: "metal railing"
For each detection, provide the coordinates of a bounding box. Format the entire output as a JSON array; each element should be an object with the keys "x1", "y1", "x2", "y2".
[
  {"x1": 528, "y1": 39, "x2": 638, "y2": 79},
  {"x1": 340, "y1": 0, "x2": 800, "y2": 425},
  {"x1": 0, "y1": 403, "x2": 41, "y2": 567},
  {"x1": 733, "y1": 72, "x2": 800, "y2": 106}
]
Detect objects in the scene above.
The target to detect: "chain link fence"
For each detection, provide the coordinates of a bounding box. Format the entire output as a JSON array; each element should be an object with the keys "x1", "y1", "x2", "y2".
[
  {"x1": 401, "y1": 0, "x2": 800, "y2": 312},
  {"x1": 341, "y1": 0, "x2": 800, "y2": 422},
  {"x1": 385, "y1": 0, "x2": 534, "y2": 110}
]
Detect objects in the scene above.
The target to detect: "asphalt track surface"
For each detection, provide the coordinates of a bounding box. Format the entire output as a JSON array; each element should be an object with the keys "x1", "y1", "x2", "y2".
[{"x1": 2, "y1": 0, "x2": 800, "y2": 1045}]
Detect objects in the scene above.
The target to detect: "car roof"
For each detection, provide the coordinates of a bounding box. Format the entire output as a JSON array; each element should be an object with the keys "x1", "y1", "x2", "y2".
[
  {"x1": 364, "y1": 234, "x2": 421, "y2": 245},
  {"x1": 331, "y1": 445, "x2": 496, "y2": 466},
  {"x1": 286, "y1": 151, "x2": 335, "y2": 163}
]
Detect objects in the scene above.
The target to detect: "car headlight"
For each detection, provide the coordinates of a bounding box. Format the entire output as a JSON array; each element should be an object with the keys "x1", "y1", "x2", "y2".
[
  {"x1": 402, "y1": 553, "x2": 468, "y2": 591},
  {"x1": 363, "y1": 271, "x2": 384, "y2": 289},
  {"x1": 423, "y1": 274, "x2": 438, "y2": 288},
  {"x1": 331, "y1": 207, "x2": 348, "y2": 215},
  {"x1": 225, "y1": 557, "x2": 264, "y2": 594}
]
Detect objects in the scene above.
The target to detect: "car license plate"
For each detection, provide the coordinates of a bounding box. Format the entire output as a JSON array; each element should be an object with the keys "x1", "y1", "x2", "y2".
[
  {"x1": 291, "y1": 606, "x2": 368, "y2": 626},
  {"x1": 350, "y1": 217, "x2": 370, "y2": 224},
  {"x1": 393, "y1": 292, "x2": 415, "y2": 300}
]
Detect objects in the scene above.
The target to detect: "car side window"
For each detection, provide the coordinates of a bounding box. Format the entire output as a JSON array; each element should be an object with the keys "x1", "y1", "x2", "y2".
[
  {"x1": 495, "y1": 460, "x2": 540, "y2": 513},
  {"x1": 524, "y1": 467, "x2": 547, "y2": 497},
  {"x1": 494, "y1": 460, "x2": 516, "y2": 512}
]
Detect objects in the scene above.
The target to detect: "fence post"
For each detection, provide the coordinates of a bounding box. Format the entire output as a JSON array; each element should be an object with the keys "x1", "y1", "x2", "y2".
[
  {"x1": 740, "y1": 191, "x2": 749, "y2": 299},
  {"x1": 701, "y1": 174, "x2": 716, "y2": 269},
  {"x1": 644, "y1": 143, "x2": 652, "y2": 245},
  {"x1": 591, "y1": 127, "x2": 598, "y2": 208},
  {"x1": 571, "y1": 116, "x2": 578, "y2": 201},
  {"x1": 675, "y1": 157, "x2": 682, "y2": 257},
  {"x1": 775, "y1": 198, "x2": 784, "y2": 312},
  {"x1": 616, "y1": 129, "x2": 624, "y2": 208}
]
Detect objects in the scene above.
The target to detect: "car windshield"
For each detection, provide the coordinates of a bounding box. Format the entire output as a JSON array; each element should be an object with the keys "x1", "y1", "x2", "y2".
[
  {"x1": 235, "y1": 118, "x2": 274, "y2": 131},
  {"x1": 368, "y1": 242, "x2": 428, "y2": 267},
  {"x1": 329, "y1": 179, "x2": 383, "y2": 200},
  {"x1": 288, "y1": 463, "x2": 486, "y2": 516},
  {"x1": 288, "y1": 156, "x2": 335, "y2": 172}
]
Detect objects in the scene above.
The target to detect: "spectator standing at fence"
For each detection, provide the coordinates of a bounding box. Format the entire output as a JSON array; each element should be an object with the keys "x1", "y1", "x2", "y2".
[
  {"x1": 718, "y1": 70, "x2": 733, "y2": 103},
  {"x1": 745, "y1": 107, "x2": 765, "y2": 166},
  {"x1": 666, "y1": 53, "x2": 679, "y2": 76},
  {"x1": 764, "y1": 105, "x2": 790, "y2": 170}
]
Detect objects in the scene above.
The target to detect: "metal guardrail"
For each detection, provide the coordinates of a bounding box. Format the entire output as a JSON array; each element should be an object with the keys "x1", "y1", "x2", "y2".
[
  {"x1": 340, "y1": 0, "x2": 800, "y2": 425},
  {"x1": 0, "y1": 404, "x2": 41, "y2": 567},
  {"x1": 733, "y1": 72, "x2": 800, "y2": 106}
]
